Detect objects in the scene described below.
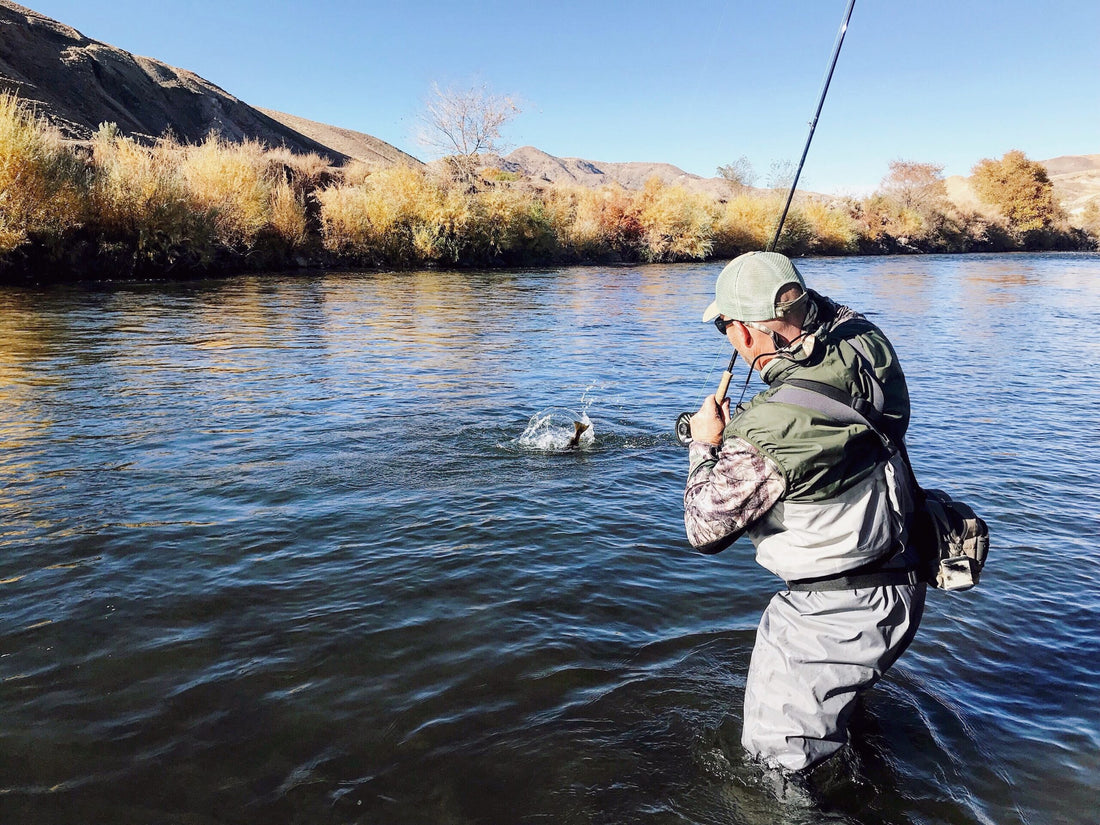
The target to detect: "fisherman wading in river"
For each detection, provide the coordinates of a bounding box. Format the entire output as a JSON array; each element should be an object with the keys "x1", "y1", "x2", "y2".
[{"x1": 684, "y1": 250, "x2": 926, "y2": 773}]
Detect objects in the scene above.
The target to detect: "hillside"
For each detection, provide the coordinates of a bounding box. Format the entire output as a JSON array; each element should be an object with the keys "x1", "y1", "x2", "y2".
[
  {"x1": 256, "y1": 107, "x2": 421, "y2": 167},
  {"x1": 1043, "y1": 154, "x2": 1100, "y2": 217},
  {"x1": 0, "y1": 0, "x2": 404, "y2": 163}
]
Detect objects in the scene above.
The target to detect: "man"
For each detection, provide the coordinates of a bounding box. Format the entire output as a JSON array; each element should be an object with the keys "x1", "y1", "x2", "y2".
[{"x1": 684, "y1": 250, "x2": 926, "y2": 773}]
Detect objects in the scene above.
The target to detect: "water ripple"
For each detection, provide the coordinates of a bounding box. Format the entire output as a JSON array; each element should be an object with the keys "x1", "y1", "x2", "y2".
[{"x1": 2, "y1": 255, "x2": 1099, "y2": 823}]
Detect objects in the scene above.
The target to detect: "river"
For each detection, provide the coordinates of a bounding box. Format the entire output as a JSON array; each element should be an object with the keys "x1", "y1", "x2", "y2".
[{"x1": 1, "y1": 252, "x2": 1098, "y2": 824}]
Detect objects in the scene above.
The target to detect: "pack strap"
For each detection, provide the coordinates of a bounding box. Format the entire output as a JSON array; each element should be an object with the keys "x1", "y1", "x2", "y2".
[{"x1": 771, "y1": 378, "x2": 885, "y2": 430}]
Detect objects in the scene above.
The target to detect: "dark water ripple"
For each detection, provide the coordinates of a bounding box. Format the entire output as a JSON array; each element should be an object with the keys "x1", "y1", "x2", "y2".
[{"x1": 2, "y1": 254, "x2": 1099, "y2": 824}]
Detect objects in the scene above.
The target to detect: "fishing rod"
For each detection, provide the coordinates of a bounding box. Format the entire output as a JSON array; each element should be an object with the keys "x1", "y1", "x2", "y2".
[
  {"x1": 769, "y1": 0, "x2": 856, "y2": 252},
  {"x1": 674, "y1": 0, "x2": 856, "y2": 447}
]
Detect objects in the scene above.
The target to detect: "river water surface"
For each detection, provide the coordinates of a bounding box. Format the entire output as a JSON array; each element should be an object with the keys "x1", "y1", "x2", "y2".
[{"x1": 2, "y1": 253, "x2": 1098, "y2": 824}]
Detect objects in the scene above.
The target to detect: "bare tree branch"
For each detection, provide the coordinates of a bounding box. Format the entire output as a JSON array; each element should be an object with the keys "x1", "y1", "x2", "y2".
[{"x1": 417, "y1": 83, "x2": 521, "y2": 159}]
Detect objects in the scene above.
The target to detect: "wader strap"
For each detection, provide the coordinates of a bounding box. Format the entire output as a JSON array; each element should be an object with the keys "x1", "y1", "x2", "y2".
[
  {"x1": 769, "y1": 346, "x2": 923, "y2": 592},
  {"x1": 786, "y1": 567, "x2": 920, "y2": 592}
]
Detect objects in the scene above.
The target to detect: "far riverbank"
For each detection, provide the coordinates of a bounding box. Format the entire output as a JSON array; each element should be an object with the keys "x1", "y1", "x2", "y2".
[{"x1": 2, "y1": 93, "x2": 1095, "y2": 286}]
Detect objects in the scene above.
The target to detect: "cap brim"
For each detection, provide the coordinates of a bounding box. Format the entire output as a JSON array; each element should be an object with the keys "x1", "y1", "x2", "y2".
[{"x1": 701, "y1": 300, "x2": 721, "y2": 323}]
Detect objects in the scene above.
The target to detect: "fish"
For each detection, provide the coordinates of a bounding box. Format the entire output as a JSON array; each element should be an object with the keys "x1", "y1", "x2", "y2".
[{"x1": 568, "y1": 421, "x2": 590, "y2": 448}]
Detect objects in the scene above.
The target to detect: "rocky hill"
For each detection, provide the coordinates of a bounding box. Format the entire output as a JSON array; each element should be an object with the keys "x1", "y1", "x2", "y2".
[
  {"x1": 256, "y1": 107, "x2": 420, "y2": 166},
  {"x1": 1042, "y1": 154, "x2": 1100, "y2": 217},
  {"x1": 494, "y1": 146, "x2": 734, "y2": 198},
  {"x1": 0, "y1": 0, "x2": 411, "y2": 164}
]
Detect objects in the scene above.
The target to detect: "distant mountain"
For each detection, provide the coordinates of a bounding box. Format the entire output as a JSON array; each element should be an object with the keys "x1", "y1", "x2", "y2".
[
  {"x1": 0, "y1": 0, "x2": 412, "y2": 165},
  {"x1": 1042, "y1": 154, "x2": 1100, "y2": 216},
  {"x1": 495, "y1": 146, "x2": 736, "y2": 198}
]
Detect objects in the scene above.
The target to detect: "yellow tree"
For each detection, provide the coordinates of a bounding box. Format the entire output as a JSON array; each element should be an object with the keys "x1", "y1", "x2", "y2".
[{"x1": 970, "y1": 150, "x2": 1065, "y2": 232}]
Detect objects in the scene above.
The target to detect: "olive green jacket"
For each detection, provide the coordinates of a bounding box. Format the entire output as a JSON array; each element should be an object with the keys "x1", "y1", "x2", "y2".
[{"x1": 725, "y1": 296, "x2": 914, "y2": 580}]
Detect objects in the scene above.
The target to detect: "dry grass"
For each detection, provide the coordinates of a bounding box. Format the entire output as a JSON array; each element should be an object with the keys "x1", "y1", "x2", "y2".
[
  {"x1": 2, "y1": 89, "x2": 1092, "y2": 277},
  {"x1": 91, "y1": 126, "x2": 194, "y2": 237},
  {"x1": 544, "y1": 185, "x2": 644, "y2": 259},
  {"x1": 713, "y1": 194, "x2": 781, "y2": 255},
  {"x1": 339, "y1": 159, "x2": 377, "y2": 187},
  {"x1": 0, "y1": 93, "x2": 86, "y2": 253},
  {"x1": 637, "y1": 178, "x2": 716, "y2": 261},
  {"x1": 90, "y1": 128, "x2": 311, "y2": 253},
  {"x1": 317, "y1": 165, "x2": 452, "y2": 263},
  {"x1": 801, "y1": 199, "x2": 858, "y2": 254},
  {"x1": 180, "y1": 136, "x2": 278, "y2": 247}
]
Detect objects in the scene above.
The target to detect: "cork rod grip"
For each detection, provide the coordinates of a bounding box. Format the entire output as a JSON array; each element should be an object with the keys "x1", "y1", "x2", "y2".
[{"x1": 714, "y1": 370, "x2": 733, "y2": 404}]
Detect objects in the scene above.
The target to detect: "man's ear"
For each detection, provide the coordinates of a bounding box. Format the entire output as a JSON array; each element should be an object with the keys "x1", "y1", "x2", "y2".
[{"x1": 727, "y1": 320, "x2": 752, "y2": 348}]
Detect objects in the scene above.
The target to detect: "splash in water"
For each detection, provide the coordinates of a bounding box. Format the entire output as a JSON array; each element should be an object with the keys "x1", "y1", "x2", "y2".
[{"x1": 517, "y1": 408, "x2": 595, "y2": 452}]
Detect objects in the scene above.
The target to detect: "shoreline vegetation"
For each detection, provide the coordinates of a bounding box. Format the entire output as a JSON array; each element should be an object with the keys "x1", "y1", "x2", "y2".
[{"x1": 1, "y1": 93, "x2": 1096, "y2": 285}]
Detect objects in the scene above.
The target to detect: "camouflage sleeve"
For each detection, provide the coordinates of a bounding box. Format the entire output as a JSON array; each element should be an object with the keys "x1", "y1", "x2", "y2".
[{"x1": 683, "y1": 436, "x2": 786, "y2": 554}]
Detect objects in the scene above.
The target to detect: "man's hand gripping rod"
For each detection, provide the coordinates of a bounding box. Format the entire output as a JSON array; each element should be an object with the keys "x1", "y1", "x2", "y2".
[{"x1": 675, "y1": 353, "x2": 736, "y2": 447}]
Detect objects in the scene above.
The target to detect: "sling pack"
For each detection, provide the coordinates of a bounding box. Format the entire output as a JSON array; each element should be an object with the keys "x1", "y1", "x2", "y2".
[
  {"x1": 769, "y1": 339, "x2": 990, "y2": 592},
  {"x1": 908, "y1": 488, "x2": 989, "y2": 591}
]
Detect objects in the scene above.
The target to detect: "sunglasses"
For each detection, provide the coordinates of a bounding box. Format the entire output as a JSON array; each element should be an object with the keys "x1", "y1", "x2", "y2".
[
  {"x1": 713, "y1": 316, "x2": 737, "y2": 335},
  {"x1": 715, "y1": 317, "x2": 786, "y2": 348}
]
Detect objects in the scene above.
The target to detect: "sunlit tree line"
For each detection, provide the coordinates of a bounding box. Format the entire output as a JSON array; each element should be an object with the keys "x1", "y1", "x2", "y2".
[{"x1": 0, "y1": 92, "x2": 1094, "y2": 283}]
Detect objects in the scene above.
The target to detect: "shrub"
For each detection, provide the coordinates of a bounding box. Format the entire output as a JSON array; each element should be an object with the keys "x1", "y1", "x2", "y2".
[
  {"x1": 92, "y1": 126, "x2": 190, "y2": 233},
  {"x1": 316, "y1": 164, "x2": 448, "y2": 264},
  {"x1": 852, "y1": 194, "x2": 924, "y2": 243},
  {"x1": 339, "y1": 159, "x2": 376, "y2": 187},
  {"x1": 971, "y1": 150, "x2": 1066, "y2": 234},
  {"x1": 469, "y1": 187, "x2": 557, "y2": 264},
  {"x1": 1078, "y1": 201, "x2": 1100, "y2": 247},
  {"x1": 637, "y1": 177, "x2": 715, "y2": 262},
  {"x1": 801, "y1": 199, "x2": 857, "y2": 254},
  {"x1": 264, "y1": 147, "x2": 331, "y2": 191},
  {"x1": 0, "y1": 93, "x2": 86, "y2": 254},
  {"x1": 269, "y1": 181, "x2": 308, "y2": 247},
  {"x1": 713, "y1": 194, "x2": 779, "y2": 255},
  {"x1": 179, "y1": 136, "x2": 277, "y2": 248}
]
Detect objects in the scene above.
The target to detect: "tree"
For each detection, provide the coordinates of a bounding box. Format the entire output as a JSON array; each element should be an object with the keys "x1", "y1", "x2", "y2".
[
  {"x1": 717, "y1": 156, "x2": 756, "y2": 195},
  {"x1": 417, "y1": 83, "x2": 521, "y2": 180},
  {"x1": 1080, "y1": 200, "x2": 1100, "y2": 242},
  {"x1": 880, "y1": 160, "x2": 948, "y2": 213},
  {"x1": 970, "y1": 150, "x2": 1065, "y2": 233},
  {"x1": 766, "y1": 159, "x2": 797, "y2": 191}
]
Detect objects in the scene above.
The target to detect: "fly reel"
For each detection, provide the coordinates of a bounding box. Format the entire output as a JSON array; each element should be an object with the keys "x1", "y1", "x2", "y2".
[
  {"x1": 674, "y1": 411, "x2": 693, "y2": 446},
  {"x1": 674, "y1": 353, "x2": 737, "y2": 448}
]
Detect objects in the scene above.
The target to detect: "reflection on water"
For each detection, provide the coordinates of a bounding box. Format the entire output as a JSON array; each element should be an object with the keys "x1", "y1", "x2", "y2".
[{"x1": 1, "y1": 253, "x2": 1099, "y2": 824}]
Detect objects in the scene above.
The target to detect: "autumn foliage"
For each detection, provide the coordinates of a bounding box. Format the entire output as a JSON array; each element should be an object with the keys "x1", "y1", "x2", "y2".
[
  {"x1": 971, "y1": 150, "x2": 1067, "y2": 234},
  {"x1": 0, "y1": 92, "x2": 1094, "y2": 283}
]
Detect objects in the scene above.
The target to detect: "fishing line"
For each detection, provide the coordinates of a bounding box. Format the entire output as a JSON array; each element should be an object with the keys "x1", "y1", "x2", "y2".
[{"x1": 697, "y1": 349, "x2": 725, "y2": 394}]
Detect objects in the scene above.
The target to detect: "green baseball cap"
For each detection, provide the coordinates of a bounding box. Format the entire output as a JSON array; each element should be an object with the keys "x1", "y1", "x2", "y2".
[{"x1": 702, "y1": 251, "x2": 806, "y2": 323}]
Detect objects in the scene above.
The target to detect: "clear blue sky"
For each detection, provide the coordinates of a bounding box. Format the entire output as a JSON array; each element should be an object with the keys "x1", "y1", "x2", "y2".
[{"x1": 26, "y1": 0, "x2": 1100, "y2": 194}]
